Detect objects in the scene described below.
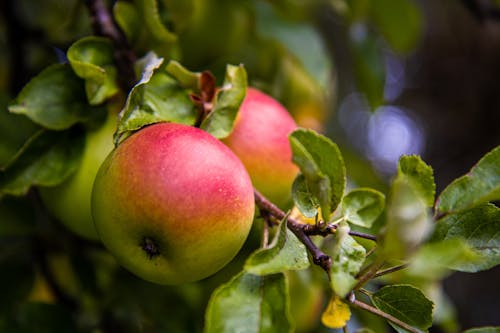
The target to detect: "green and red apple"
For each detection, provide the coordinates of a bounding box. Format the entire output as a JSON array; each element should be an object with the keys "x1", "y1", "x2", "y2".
[
  {"x1": 91, "y1": 122, "x2": 255, "y2": 285},
  {"x1": 39, "y1": 110, "x2": 117, "y2": 240},
  {"x1": 223, "y1": 87, "x2": 299, "y2": 208}
]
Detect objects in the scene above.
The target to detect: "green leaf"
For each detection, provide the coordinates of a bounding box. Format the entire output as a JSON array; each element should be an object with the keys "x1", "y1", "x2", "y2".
[
  {"x1": 342, "y1": 188, "x2": 385, "y2": 228},
  {"x1": 200, "y1": 64, "x2": 248, "y2": 139},
  {"x1": 431, "y1": 203, "x2": 500, "y2": 272},
  {"x1": 165, "y1": 60, "x2": 201, "y2": 91},
  {"x1": 67, "y1": 36, "x2": 119, "y2": 105},
  {"x1": 204, "y1": 272, "x2": 292, "y2": 333},
  {"x1": 0, "y1": 129, "x2": 84, "y2": 196},
  {"x1": 328, "y1": 224, "x2": 366, "y2": 297},
  {"x1": 245, "y1": 217, "x2": 309, "y2": 275},
  {"x1": 463, "y1": 328, "x2": 500, "y2": 333},
  {"x1": 289, "y1": 129, "x2": 346, "y2": 221},
  {"x1": 8, "y1": 64, "x2": 96, "y2": 130},
  {"x1": 113, "y1": 1, "x2": 142, "y2": 43},
  {"x1": 115, "y1": 53, "x2": 197, "y2": 144},
  {"x1": 437, "y1": 146, "x2": 500, "y2": 215},
  {"x1": 16, "y1": 302, "x2": 77, "y2": 333},
  {"x1": 382, "y1": 177, "x2": 432, "y2": 259},
  {"x1": 397, "y1": 155, "x2": 435, "y2": 207},
  {"x1": 138, "y1": 0, "x2": 177, "y2": 43},
  {"x1": 371, "y1": 285, "x2": 433, "y2": 333},
  {"x1": 291, "y1": 174, "x2": 318, "y2": 218},
  {"x1": 369, "y1": 0, "x2": 423, "y2": 54},
  {"x1": 408, "y1": 239, "x2": 481, "y2": 280}
]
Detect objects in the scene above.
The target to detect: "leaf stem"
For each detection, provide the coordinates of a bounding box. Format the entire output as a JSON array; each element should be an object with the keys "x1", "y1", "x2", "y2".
[
  {"x1": 354, "y1": 259, "x2": 385, "y2": 290},
  {"x1": 373, "y1": 263, "x2": 409, "y2": 278},
  {"x1": 349, "y1": 295, "x2": 422, "y2": 333}
]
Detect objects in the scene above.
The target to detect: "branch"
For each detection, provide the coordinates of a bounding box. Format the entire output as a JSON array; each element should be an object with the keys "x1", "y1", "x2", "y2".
[
  {"x1": 253, "y1": 189, "x2": 332, "y2": 273},
  {"x1": 85, "y1": 0, "x2": 136, "y2": 92},
  {"x1": 349, "y1": 295, "x2": 422, "y2": 333}
]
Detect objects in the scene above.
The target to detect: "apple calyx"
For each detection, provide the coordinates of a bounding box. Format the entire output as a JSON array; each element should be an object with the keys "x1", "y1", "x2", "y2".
[{"x1": 141, "y1": 237, "x2": 161, "y2": 259}]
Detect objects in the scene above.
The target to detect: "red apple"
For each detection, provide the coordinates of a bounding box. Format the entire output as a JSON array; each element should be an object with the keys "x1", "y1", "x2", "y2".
[
  {"x1": 222, "y1": 88, "x2": 299, "y2": 208},
  {"x1": 91, "y1": 122, "x2": 255, "y2": 285}
]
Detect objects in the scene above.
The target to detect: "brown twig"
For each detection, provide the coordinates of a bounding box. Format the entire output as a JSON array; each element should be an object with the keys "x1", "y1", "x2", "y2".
[
  {"x1": 373, "y1": 263, "x2": 410, "y2": 279},
  {"x1": 253, "y1": 189, "x2": 332, "y2": 273},
  {"x1": 85, "y1": 0, "x2": 136, "y2": 92},
  {"x1": 349, "y1": 295, "x2": 422, "y2": 333}
]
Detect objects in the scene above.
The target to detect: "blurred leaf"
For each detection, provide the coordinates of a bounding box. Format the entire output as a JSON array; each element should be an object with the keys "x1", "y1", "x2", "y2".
[
  {"x1": 356, "y1": 329, "x2": 376, "y2": 333},
  {"x1": 138, "y1": 0, "x2": 177, "y2": 43},
  {"x1": 369, "y1": 0, "x2": 423, "y2": 54},
  {"x1": 292, "y1": 174, "x2": 319, "y2": 218},
  {"x1": 0, "y1": 196, "x2": 36, "y2": 236},
  {"x1": 200, "y1": 64, "x2": 247, "y2": 139},
  {"x1": 371, "y1": 285, "x2": 433, "y2": 333},
  {"x1": 328, "y1": 224, "x2": 366, "y2": 297},
  {"x1": 245, "y1": 217, "x2": 309, "y2": 275},
  {"x1": 115, "y1": 53, "x2": 197, "y2": 143},
  {"x1": 289, "y1": 129, "x2": 346, "y2": 221},
  {"x1": 114, "y1": 1, "x2": 142, "y2": 43},
  {"x1": 321, "y1": 295, "x2": 351, "y2": 329},
  {"x1": 431, "y1": 203, "x2": 500, "y2": 272},
  {"x1": 0, "y1": 258, "x2": 35, "y2": 313},
  {"x1": 350, "y1": 27, "x2": 385, "y2": 109},
  {"x1": 0, "y1": 129, "x2": 84, "y2": 196},
  {"x1": 408, "y1": 239, "x2": 481, "y2": 280},
  {"x1": 342, "y1": 188, "x2": 385, "y2": 228},
  {"x1": 8, "y1": 64, "x2": 97, "y2": 130},
  {"x1": 67, "y1": 36, "x2": 119, "y2": 104},
  {"x1": 437, "y1": 146, "x2": 500, "y2": 215},
  {"x1": 382, "y1": 177, "x2": 432, "y2": 259},
  {"x1": 204, "y1": 272, "x2": 292, "y2": 333},
  {"x1": 398, "y1": 155, "x2": 435, "y2": 207},
  {"x1": 16, "y1": 302, "x2": 77, "y2": 333},
  {"x1": 463, "y1": 328, "x2": 500, "y2": 333}
]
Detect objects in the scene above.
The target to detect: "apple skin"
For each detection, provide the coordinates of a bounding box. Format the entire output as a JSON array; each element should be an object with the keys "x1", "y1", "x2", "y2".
[
  {"x1": 222, "y1": 88, "x2": 299, "y2": 209},
  {"x1": 39, "y1": 111, "x2": 117, "y2": 240},
  {"x1": 91, "y1": 122, "x2": 255, "y2": 285}
]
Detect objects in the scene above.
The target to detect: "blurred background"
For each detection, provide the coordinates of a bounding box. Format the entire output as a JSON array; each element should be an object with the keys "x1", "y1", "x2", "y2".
[{"x1": 1, "y1": 0, "x2": 499, "y2": 331}]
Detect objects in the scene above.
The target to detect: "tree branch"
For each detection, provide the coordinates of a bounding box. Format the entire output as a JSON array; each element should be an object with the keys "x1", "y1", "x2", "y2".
[
  {"x1": 85, "y1": 0, "x2": 136, "y2": 92},
  {"x1": 349, "y1": 295, "x2": 422, "y2": 333}
]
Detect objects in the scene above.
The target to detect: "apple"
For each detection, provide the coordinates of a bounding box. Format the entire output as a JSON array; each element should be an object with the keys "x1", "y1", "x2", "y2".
[
  {"x1": 222, "y1": 88, "x2": 299, "y2": 208},
  {"x1": 91, "y1": 122, "x2": 255, "y2": 285},
  {"x1": 39, "y1": 110, "x2": 117, "y2": 240}
]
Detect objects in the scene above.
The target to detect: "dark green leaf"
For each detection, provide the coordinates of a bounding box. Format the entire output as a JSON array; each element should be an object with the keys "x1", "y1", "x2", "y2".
[
  {"x1": 245, "y1": 218, "x2": 309, "y2": 275},
  {"x1": 371, "y1": 285, "x2": 433, "y2": 333},
  {"x1": 204, "y1": 272, "x2": 292, "y2": 333},
  {"x1": 115, "y1": 53, "x2": 197, "y2": 144},
  {"x1": 67, "y1": 36, "x2": 119, "y2": 104},
  {"x1": 398, "y1": 155, "x2": 435, "y2": 207},
  {"x1": 138, "y1": 0, "x2": 177, "y2": 43},
  {"x1": 16, "y1": 302, "x2": 77, "y2": 333},
  {"x1": 289, "y1": 129, "x2": 346, "y2": 221},
  {"x1": 0, "y1": 129, "x2": 84, "y2": 196},
  {"x1": 369, "y1": 0, "x2": 422, "y2": 54},
  {"x1": 437, "y1": 146, "x2": 500, "y2": 215},
  {"x1": 463, "y1": 328, "x2": 500, "y2": 333},
  {"x1": 342, "y1": 188, "x2": 385, "y2": 228},
  {"x1": 8, "y1": 64, "x2": 96, "y2": 130},
  {"x1": 291, "y1": 174, "x2": 318, "y2": 218},
  {"x1": 327, "y1": 224, "x2": 366, "y2": 297},
  {"x1": 382, "y1": 177, "x2": 432, "y2": 259},
  {"x1": 113, "y1": 1, "x2": 142, "y2": 43},
  {"x1": 200, "y1": 64, "x2": 248, "y2": 139},
  {"x1": 0, "y1": 98, "x2": 39, "y2": 169},
  {"x1": 431, "y1": 204, "x2": 500, "y2": 272}
]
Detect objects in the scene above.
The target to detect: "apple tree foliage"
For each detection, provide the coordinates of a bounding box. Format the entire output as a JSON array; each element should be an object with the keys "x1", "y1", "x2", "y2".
[{"x1": 0, "y1": 0, "x2": 499, "y2": 332}]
